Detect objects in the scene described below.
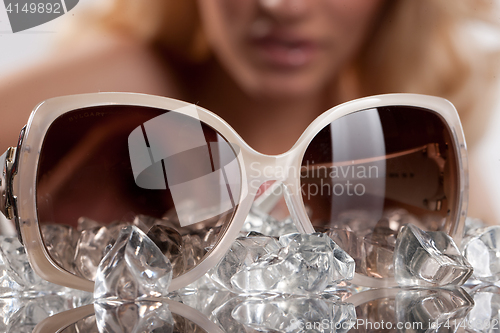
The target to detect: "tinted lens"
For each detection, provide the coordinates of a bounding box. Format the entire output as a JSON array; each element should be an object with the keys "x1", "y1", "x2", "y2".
[
  {"x1": 300, "y1": 106, "x2": 459, "y2": 278},
  {"x1": 37, "y1": 105, "x2": 241, "y2": 278}
]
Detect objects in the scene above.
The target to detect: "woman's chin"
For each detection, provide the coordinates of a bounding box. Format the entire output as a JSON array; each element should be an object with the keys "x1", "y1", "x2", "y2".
[{"x1": 242, "y1": 76, "x2": 328, "y2": 101}]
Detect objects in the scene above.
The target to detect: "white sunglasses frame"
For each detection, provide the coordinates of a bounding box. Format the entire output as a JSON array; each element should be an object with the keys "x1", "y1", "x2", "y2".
[{"x1": 3, "y1": 92, "x2": 468, "y2": 292}]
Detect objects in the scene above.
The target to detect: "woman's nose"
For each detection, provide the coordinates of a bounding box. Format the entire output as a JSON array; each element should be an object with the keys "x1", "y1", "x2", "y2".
[{"x1": 258, "y1": 0, "x2": 313, "y2": 22}]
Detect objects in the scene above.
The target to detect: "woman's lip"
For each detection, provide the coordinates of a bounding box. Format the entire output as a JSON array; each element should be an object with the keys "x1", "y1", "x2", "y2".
[{"x1": 250, "y1": 36, "x2": 320, "y2": 68}]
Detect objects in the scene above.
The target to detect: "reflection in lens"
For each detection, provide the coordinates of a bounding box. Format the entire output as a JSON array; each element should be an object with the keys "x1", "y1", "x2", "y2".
[
  {"x1": 211, "y1": 295, "x2": 355, "y2": 333},
  {"x1": 59, "y1": 305, "x2": 209, "y2": 333},
  {"x1": 60, "y1": 314, "x2": 98, "y2": 333},
  {"x1": 95, "y1": 301, "x2": 174, "y2": 332},
  {"x1": 36, "y1": 105, "x2": 241, "y2": 279},
  {"x1": 349, "y1": 287, "x2": 472, "y2": 333},
  {"x1": 467, "y1": 285, "x2": 500, "y2": 332},
  {"x1": 172, "y1": 313, "x2": 208, "y2": 333},
  {"x1": 301, "y1": 106, "x2": 459, "y2": 278}
]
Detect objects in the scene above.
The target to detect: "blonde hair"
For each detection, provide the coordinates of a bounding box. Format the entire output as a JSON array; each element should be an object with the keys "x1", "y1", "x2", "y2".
[
  {"x1": 355, "y1": 0, "x2": 500, "y2": 146},
  {"x1": 69, "y1": 0, "x2": 499, "y2": 146}
]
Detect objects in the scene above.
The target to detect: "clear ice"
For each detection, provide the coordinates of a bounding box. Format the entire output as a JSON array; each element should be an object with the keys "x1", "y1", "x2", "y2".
[
  {"x1": 93, "y1": 226, "x2": 172, "y2": 301},
  {"x1": 211, "y1": 295, "x2": 356, "y2": 333},
  {"x1": 394, "y1": 224, "x2": 473, "y2": 287},
  {"x1": 210, "y1": 232, "x2": 354, "y2": 294},
  {"x1": 462, "y1": 225, "x2": 500, "y2": 283},
  {"x1": 94, "y1": 301, "x2": 173, "y2": 333}
]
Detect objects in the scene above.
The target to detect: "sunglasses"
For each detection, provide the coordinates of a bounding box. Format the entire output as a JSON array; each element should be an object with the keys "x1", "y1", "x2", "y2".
[{"x1": 0, "y1": 93, "x2": 468, "y2": 291}]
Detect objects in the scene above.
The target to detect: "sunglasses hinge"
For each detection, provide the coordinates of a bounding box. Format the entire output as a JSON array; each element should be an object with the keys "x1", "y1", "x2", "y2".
[
  {"x1": 0, "y1": 126, "x2": 25, "y2": 245},
  {"x1": 0, "y1": 147, "x2": 17, "y2": 220}
]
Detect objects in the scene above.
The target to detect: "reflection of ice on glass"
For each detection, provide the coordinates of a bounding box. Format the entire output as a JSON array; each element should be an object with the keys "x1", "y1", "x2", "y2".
[
  {"x1": 330, "y1": 108, "x2": 386, "y2": 226},
  {"x1": 128, "y1": 105, "x2": 240, "y2": 227}
]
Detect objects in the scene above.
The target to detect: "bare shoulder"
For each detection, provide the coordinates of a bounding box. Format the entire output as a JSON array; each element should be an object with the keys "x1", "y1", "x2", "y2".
[{"x1": 0, "y1": 36, "x2": 178, "y2": 150}]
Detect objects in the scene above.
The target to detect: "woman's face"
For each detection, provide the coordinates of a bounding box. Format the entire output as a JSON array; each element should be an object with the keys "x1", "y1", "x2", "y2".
[{"x1": 197, "y1": 0, "x2": 385, "y2": 99}]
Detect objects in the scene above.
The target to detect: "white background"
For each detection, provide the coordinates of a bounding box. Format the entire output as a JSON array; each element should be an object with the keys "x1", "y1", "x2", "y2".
[{"x1": 0, "y1": 0, "x2": 101, "y2": 75}]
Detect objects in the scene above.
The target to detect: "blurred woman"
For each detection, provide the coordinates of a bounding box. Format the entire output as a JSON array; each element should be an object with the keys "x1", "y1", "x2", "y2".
[{"x1": 0, "y1": 0, "x2": 498, "y2": 220}]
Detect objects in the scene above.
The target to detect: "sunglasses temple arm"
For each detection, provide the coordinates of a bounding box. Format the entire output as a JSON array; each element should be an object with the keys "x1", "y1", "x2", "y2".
[
  {"x1": 302, "y1": 143, "x2": 446, "y2": 211},
  {"x1": 253, "y1": 145, "x2": 441, "y2": 214},
  {"x1": 0, "y1": 126, "x2": 26, "y2": 244},
  {"x1": 302, "y1": 144, "x2": 435, "y2": 170}
]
